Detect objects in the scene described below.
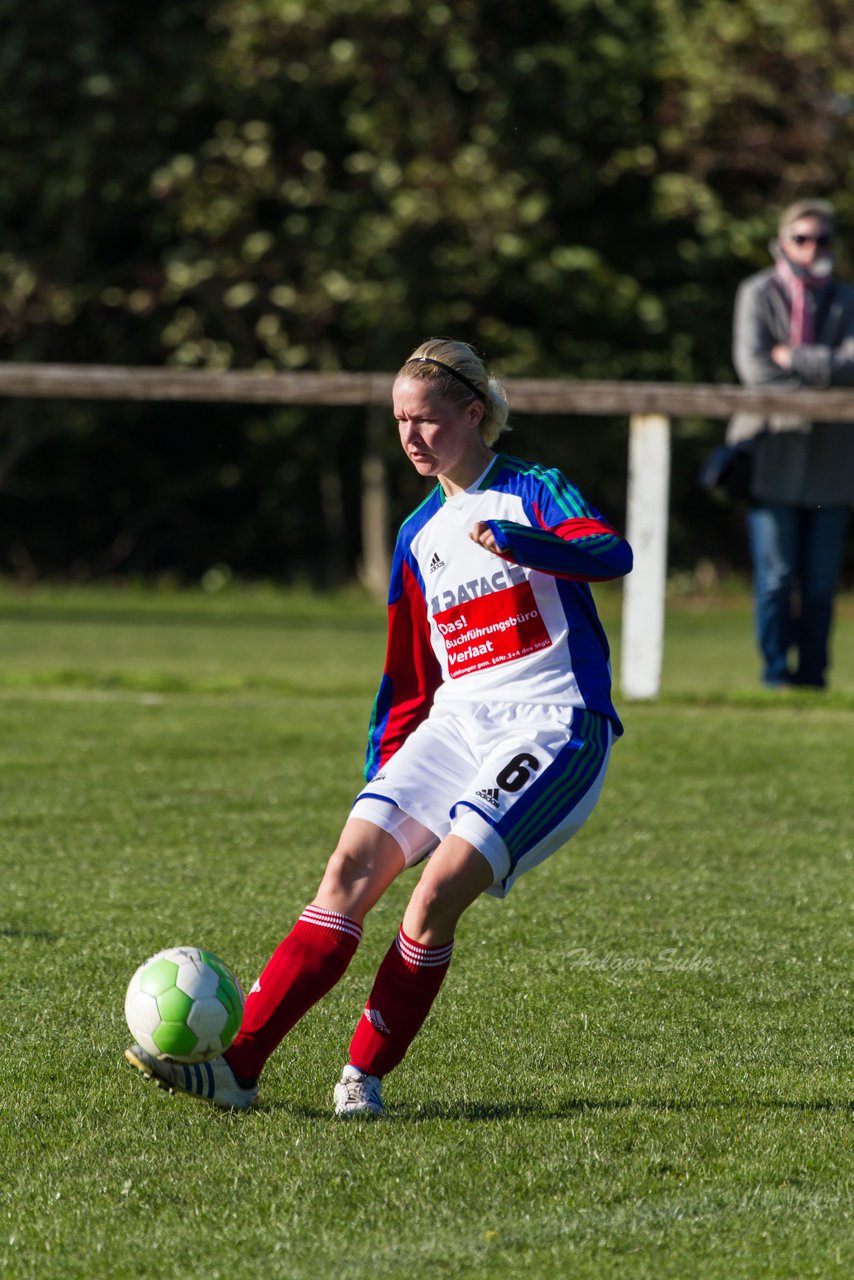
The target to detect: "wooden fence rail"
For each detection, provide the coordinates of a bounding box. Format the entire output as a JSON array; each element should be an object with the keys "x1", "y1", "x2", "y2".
[
  {"x1": 3, "y1": 361, "x2": 854, "y2": 419},
  {"x1": 3, "y1": 362, "x2": 854, "y2": 698}
]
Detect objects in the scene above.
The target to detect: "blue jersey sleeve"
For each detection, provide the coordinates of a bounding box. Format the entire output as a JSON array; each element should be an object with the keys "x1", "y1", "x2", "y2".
[
  {"x1": 482, "y1": 458, "x2": 632, "y2": 581},
  {"x1": 484, "y1": 515, "x2": 632, "y2": 580}
]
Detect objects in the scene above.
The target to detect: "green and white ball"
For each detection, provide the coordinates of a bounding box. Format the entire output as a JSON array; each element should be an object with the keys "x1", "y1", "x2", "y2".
[{"x1": 125, "y1": 946, "x2": 245, "y2": 1064}]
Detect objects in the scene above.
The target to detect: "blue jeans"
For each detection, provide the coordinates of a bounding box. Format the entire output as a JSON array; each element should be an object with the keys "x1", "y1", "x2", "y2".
[{"x1": 746, "y1": 503, "x2": 850, "y2": 687}]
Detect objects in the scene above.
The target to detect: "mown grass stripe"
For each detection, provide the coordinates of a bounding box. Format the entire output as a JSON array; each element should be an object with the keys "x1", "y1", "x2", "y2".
[{"x1": 2, "y1": 587, "x2": 853, "y2": 1280}]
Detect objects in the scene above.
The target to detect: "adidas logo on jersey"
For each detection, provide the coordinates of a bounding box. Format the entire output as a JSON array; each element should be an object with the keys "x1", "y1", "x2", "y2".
[
  {"x1": 475, "y1": 787, "x2": 500, "y2": 808},
  {"x1": 428, "y1": 552, "x2": 445, "y2": 572}
]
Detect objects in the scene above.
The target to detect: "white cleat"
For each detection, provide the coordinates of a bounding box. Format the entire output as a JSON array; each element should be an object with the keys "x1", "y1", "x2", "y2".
[
  {"x1": 333, "y1": 1063, "x2": 384, "y2": 1118},
  {"x1": 124, "y1": 1043, "x2": 258, "y2": 1111}
]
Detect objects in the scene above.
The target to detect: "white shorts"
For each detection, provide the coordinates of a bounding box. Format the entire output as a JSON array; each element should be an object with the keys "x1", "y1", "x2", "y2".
[{"x1": 350, "y1": 700, "x2": 612, "y2": 898}]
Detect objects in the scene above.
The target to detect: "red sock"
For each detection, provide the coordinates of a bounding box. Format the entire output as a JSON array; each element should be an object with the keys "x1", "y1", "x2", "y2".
[
  {"x1": 347, "y1": 927, "x2": 454, "y2": 1078},
  {"x1": 225, "y1": 905, "x2": 362, "y2": 1079}
]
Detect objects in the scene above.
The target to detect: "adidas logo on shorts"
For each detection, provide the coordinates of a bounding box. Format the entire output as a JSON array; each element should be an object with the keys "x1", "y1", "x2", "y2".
[{"x1": 475, "y1": 787, "x2": 500, "y2": 808}]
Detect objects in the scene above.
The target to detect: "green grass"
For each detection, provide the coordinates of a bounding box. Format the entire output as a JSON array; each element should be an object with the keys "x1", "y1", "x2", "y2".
[{"x1": 0, "y1": 581, "x2": 852, "y2": 1279}]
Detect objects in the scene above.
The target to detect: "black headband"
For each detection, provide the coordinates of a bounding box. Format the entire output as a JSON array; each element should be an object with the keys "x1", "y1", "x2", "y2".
[{"x1": 408, "y1": 356, "x2": 486, "y2": 403}]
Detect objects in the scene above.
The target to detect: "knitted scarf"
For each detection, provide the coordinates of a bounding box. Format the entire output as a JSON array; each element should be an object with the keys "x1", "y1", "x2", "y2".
[{"x1": 774, "y1": 252, "x2": 833, "y2": 346}]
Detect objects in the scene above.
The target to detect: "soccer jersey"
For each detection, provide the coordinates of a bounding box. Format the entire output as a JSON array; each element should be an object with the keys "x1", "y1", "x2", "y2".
[{"x1": 365, "y1": 452, "x2": 632, "y2": 778}]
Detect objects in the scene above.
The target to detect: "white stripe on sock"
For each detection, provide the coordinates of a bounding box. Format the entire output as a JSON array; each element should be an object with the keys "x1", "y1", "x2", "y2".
[
  {"x1": 300, "y1": 904, "x2": 363, "y2": 942},
  {"x1": 395, "y1": 931, "x2": 454, "y2": 968}
]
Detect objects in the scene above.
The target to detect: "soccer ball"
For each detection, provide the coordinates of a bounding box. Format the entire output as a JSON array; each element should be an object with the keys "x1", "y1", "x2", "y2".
[{"x1": 124, "y1": 946, "x2": 245, "y2": 1064}]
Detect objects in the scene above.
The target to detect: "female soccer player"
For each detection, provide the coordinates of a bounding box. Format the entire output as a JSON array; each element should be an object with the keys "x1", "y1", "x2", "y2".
[{"x1": 126, "y1": 338, "x2": 633, "y2": 1116}]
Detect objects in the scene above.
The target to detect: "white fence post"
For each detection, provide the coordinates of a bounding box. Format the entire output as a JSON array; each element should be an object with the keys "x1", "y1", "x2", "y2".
[
  {"x1": 358, "y1": 405, "x2": 392, "y2": 601},
  {"x1": 620, "y1": 413, "x2": 671, "y2": 700}
]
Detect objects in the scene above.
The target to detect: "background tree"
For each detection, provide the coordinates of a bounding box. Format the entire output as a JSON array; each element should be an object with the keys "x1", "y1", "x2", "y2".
[{"x1": 1, "y1": 0, "x2": 852, "y2": 583}]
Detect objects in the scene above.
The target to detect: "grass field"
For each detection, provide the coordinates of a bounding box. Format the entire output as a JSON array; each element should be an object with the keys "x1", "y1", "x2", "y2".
[{"x1": 0, "y1": 581, "x2": 852, "y2": 1279}]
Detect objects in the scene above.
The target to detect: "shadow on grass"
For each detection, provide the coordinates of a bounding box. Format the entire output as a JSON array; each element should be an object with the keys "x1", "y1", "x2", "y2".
[
  {"x1": 395, "y1": 1097, "x2": 851, "y2": 1122},
  {"x1": 0, "y1": 924, "x2": 57, "y2": 942},
  {"x1": 255, "y1": 1096, "x2": 851, "y2": 1123}
]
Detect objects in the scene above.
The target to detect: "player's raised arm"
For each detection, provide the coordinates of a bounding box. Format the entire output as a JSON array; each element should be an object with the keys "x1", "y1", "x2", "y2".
[{"x1": 474, "y1": 514, "x2": 632, "y2": 583}]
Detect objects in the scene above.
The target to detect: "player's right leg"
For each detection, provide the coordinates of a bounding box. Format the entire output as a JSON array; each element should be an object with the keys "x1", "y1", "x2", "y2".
[
  {"x1": 124, "y1": 1045, "x2": 259, "y2": 1110},
  {"x1": 223, "y1": 821, "x2": 406, "y2": 1081},
  {"x1": 125, "y1": 821, "x2": 406, "y2": 1107}
]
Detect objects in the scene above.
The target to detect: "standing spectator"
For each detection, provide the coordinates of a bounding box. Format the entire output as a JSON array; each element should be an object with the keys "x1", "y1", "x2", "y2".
[{"x1": 728, "y1": 198, "x2": 854, "y2": 688}]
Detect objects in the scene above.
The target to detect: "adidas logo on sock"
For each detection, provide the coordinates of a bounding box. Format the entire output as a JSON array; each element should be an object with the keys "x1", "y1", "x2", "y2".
[
  {"x1": 475, "y1": 787, "x2": 500, "y2": 808},
  {"x1": 364, "y1": 1006, "x2": 391, "y2": 1035},
  {"x1": 428, "y1": 552, "x2": 445, "y2": 572}
]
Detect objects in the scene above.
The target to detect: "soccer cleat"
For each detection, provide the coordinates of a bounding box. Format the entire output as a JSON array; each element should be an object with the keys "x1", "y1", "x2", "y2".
[
  {"x1": 124, "y1": 1043, "x2": 258, "y2": 1111},
  {"x1": 333, "y1": 1063, "x2": 384, "y2": 1119}
]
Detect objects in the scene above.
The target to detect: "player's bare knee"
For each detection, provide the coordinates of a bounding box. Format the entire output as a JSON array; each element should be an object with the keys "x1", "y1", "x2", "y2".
[
  {"x1": 315, "y1": 823, "x2": 406, "y2": 918},
  {"x1": 405, "y1": 874, "x2": 463, "y2": 937},
  {"x1": 319, "y1": 843, "x2": 370, "y2": 897}
]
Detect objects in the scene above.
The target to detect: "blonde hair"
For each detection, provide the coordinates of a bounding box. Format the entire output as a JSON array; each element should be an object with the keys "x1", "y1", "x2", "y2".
[
  {"x1": 778, "y1": 198, "x2": 836, "y2": 238},
  {"x1": 397, "y1": 338, "x2": 511, "y2": 446}
]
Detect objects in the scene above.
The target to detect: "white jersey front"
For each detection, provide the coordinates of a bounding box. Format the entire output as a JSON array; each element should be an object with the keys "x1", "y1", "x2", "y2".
[
  {"x1": 414, "y1": 484, "x2": 583, "y2": 706},
  {"x1": 365, "y1": 452, "x2": 632, "y2": 779}
]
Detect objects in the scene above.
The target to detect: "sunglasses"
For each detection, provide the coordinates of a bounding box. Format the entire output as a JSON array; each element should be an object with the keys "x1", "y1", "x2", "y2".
[{"x1": 788, "y1": 233, "x2": 833, "y2": 247}]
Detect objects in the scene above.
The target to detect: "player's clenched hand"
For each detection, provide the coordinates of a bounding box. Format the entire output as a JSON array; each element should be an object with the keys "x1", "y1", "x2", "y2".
[{"x1": 469, "y1": 521, "x2": 500, "y2": 555}]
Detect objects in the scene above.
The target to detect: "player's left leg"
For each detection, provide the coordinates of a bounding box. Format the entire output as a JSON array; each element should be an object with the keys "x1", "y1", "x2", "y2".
[{"x1": 334, "y1": 836, "x2": 493, "y2": 1118}]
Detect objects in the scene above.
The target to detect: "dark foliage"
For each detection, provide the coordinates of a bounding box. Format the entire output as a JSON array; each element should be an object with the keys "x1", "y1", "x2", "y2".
[{"x1": 2, "y1": 0, "x2": 853, "y2": 583}]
